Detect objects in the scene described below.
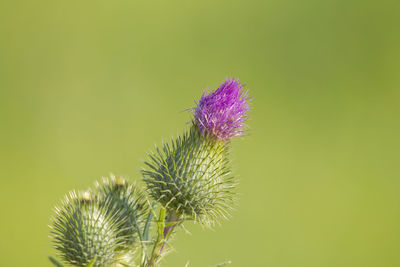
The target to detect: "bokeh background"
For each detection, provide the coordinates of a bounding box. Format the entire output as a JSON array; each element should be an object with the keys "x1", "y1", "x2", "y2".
[{"x1": 1, "y1": 0, "x2": 399, "y2": 266}]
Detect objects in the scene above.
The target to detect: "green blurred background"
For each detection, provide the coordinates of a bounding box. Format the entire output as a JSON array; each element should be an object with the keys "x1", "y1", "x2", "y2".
[{"x1": 1, "y1": 0, "x2": 399, "y2": 266}]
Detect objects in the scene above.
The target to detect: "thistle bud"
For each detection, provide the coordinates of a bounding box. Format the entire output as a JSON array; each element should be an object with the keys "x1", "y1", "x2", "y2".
[
  {"x1": 194, "y1": 78, "x2": 250, "y2": 141},
  {"x1": 142, "y1": 126, "x2": 235, "y2": 225},
  {"x1": 95, "y1": 175, "x2": 149, "y2": 250},
  {"x1": 143, "y1": 78, "x2": 250, "y2": 225},
  {"x1": 50, "y1": 191, "x2": 123, "y2": 267}
]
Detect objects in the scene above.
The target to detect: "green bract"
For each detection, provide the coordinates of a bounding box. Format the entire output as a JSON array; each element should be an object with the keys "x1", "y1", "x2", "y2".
[
  {"x1": 95, "y1": 175, "x2": 149, "y2": 251},
  {"x1": 50, "y1": 191, "x2": 124, "y2": 267},
  {"x1": 142, "y1": 126, "x2": 236, "y2": 225}
]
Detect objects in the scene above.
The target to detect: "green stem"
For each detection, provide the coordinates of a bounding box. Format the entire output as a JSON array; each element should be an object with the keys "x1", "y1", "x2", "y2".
[
  {"x1": 159, "y1": 211, "x2": 178, "y2": 253},
  {"x1": 147, "y1": 207, "x2": 166, "y2": 267}
]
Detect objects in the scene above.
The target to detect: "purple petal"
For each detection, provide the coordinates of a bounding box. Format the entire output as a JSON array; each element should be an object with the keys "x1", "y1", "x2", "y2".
[{"x1": 193, "y1": 78, "x2": 250, "y2": 140}]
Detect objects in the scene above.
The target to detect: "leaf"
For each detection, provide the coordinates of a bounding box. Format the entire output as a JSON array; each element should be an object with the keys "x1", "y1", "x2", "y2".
[
  {"x1": 48, "y1": 256, "x2": 65, "y2": 267},
  {"x1": 143, "y1": 202, "x2": 157, "y2": 242}
]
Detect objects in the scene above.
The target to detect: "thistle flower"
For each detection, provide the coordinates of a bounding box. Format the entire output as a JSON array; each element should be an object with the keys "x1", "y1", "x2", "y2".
[
  {"x1": 193, "y1": 78, "x2": 250, "y2": 141},
  {"x1": 50, "y1": 191, "x2": 124, "y2": 267},
  {"x1": 95, "y1": 175, "x2": 149, "y2": 250},
  {"x1": 142, "y1": 126, "x2": 236, "y2": 225},
  {"x1": 48, "y1": 78, "x2": 251, "y2": 267}
]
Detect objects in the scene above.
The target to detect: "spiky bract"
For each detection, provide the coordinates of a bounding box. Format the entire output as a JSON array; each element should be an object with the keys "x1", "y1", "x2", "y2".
[
  {"x1": 142, "y1": 126, "x2": 236, "y2": 225},
  {"x1": 194, "y1": 78, "x2": 250, "y2": 141},
  {"x1": 50, "y1": 191, "x2": 124, "y2": 267},
  {"x1": 95, "y1": 175, "x2": 149, "y2": 250}
]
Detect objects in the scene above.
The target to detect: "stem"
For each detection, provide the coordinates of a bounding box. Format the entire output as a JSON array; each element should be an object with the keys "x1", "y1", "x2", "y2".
[
  {"x1": 147, "y1": 208, "x2": 166, "y2": 267},
  {"x1": 159, "y1": 212, "x2": 178, "y2": 253},
  {"x1": 147, "y1": 209, "x2": 179, "y2": 267}
]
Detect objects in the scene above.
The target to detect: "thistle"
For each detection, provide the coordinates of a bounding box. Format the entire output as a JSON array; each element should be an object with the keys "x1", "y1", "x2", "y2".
[
  {"x1": 142, "y1": 126, "x2": 234, "y2": 224},
  {"x1": 50, "y1": 191, "x2": 124, "y2": 267},
  {"x1": 95, "y1": 175, "x2": 149, "y2": 251},
  {"x1": 194, "y1": 78, "x2": 250, "y2": 141},
  {"x1": 142, "y1": 78, "x2": 250, "y2": 224},
  {"x1": 48, "y1": 78, "x2": 251, "y2": 267}
]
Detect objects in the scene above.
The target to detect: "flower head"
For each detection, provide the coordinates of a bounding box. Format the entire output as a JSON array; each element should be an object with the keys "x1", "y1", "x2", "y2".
[
  {"x1": 193, "y1": 78, "x2": 250, "y2": 141},
  {"x1": 142, "y1": 127, "x2": 234, "y2": 225},
  {"x1": 95, "y1": 175, "x2": 148, "y2": 250},
  {"x1": 50, "y1": 191, "x2": 124, "y2": 267}
]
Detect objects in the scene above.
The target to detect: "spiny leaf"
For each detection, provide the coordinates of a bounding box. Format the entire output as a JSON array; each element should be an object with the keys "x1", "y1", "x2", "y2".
[{"x1": 143, "y1": 202, "x2": 157, "y2": 242}]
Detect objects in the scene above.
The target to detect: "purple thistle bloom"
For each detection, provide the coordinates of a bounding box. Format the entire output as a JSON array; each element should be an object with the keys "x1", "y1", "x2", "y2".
[{"x1": 193, "y1": 78, "x2": 250, "y2": 141}]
